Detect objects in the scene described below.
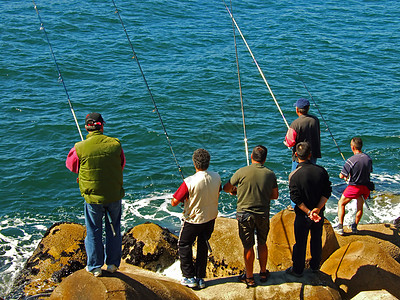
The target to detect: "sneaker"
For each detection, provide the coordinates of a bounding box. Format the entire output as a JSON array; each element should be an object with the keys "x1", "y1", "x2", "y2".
[
  {"x1": 197, "y1": 278, "x2": 206, "y2": 289},
  {"x1": 107, "y1": 264, "x2": 118, "y2": 273},
  {"x1": 86, "y1": 266, "x2": 102, "y2": 277},
  {"x1": 285, "y1": 266, "x2": 303, "y2": 278},
  {"x1": 181, "y1": 277, "x2": 198, "y2": 288},
  {"x1": 351, "y1": 223, "x2": 358, "y2": 234},
  {"x1": 333, "y1": 224, "x2": 344, "y2": 235}
]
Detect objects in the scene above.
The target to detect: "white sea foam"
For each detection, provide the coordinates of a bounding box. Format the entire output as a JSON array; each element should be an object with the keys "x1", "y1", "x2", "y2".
[
  {"x1": 0, "y1": 217, "x2": 47, "y2": 297},
  {"x1": 159, "y1": 260, "x2": 182, "y2": 282}
]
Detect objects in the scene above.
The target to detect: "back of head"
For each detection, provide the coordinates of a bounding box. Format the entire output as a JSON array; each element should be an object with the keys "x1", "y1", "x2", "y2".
[
  {"x1": 294, "y1": 98, "x2": 310, "y2": 114},
  {"x1": 296, "y1": 142, "x2": 311, "y2": 160},
  {"x1": 351, "y1": 137, "x2": 363, "y2": 150},
  {"x1": 85, "y1": 112, "x2": 104, "y2": 131},
  {"x1": 192, "y1": 148, "x2": 210, "y2": 170},
  {"x1": 252, "y1": 145, "x2": 268, "y2": 163}
]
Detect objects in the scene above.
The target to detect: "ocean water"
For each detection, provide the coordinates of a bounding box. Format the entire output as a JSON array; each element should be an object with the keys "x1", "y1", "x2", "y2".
[{"x1": 1, "y1": 0, "x2": 399, "y2": 296}]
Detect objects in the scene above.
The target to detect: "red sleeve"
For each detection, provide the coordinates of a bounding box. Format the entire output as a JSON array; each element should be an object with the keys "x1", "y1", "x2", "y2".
[
  {"x1": 173, "y1": 181, "x2": 189, "y2": 204},
  {"x1": 284, "y1": 128, "x2": 297, "y2": 148},
  {"x1": 66, "y1": 147, "x2": 79, "y2": 173}
]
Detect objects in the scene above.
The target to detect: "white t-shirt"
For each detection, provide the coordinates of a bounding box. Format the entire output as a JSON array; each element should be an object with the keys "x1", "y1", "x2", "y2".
[{"x1": 173, "y1": 170, "x2": 221, "y2": 224}]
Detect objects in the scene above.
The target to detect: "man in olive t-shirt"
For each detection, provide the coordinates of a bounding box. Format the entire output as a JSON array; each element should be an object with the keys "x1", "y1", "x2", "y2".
[{"x1": 223, "y1": 145, "x2": 279, "y2": 286}]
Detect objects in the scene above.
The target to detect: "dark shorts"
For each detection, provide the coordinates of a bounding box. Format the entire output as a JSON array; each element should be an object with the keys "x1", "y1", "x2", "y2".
[{"x1": 236, "y1": 211, "x2": 269, "y2": 249}]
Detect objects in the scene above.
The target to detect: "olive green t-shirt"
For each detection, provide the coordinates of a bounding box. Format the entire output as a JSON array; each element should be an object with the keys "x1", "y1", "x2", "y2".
[{"x1": 230, "y1": 163, "x2": 277, "y2": 215}]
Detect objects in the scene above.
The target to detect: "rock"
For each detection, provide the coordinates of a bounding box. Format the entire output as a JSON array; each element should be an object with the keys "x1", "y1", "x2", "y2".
[
  {"x1": 193, "y1": 270, "x2": 340, "y2": 299},
  {"x1": 121, "y1": 222, "x2": 178, "y2": 272},
  {"x1": 8, "y1": 222, "x2": 86, "y2": 299},
  {"x1": 266, "y1": 209, "x2": 340, "y2": 271},
  {"x1": 206, "y1": 217, "x2": 244, "y2": 277},
  {"x1": 351, "y1": 290, "x2": 398, "y2": 300},
  {"x1": 50, "y1": 265, "x2": 199, "y2": 300},
  {"x1": 321, "y1": 240, "x2": 400, "y2": 299},
  {"x1": 50, "y1": 261, "x2": 340, "y2": 300},
  {"x1": 334, "y1": 223, "x2": 400, "y2": 263}
]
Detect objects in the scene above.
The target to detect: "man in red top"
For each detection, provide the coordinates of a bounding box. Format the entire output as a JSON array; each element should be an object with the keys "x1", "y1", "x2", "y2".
[
  {"x1": 284, "y1": 98, "x2": 321, "y2": 209},
  {"x1": 171, "y1": 149, "x2": 221, "y2": 289}
]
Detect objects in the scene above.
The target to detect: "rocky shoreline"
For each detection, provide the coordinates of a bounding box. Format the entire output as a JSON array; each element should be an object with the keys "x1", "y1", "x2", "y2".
[{"x1": 5, "y1": 209, "x2": 400, "y2": 299}]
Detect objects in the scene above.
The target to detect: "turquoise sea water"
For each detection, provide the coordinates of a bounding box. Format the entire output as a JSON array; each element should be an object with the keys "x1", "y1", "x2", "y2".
[{"x1": 1, "y1": 0, "x2": 399, "y2": 296}]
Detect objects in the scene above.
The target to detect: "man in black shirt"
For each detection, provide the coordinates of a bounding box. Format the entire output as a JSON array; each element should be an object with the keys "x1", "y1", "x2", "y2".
[{"x1": 286, "y1": 142, "x2": 332, "y2": 277}]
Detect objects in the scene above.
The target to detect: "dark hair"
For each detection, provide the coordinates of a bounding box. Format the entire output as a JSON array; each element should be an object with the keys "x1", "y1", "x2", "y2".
[
  {"x1": 296, "y1": 142, "x2": 311, "y2": 160},
  {"x1": 351, "y1": 137, "x2": 363, "y2": 150},
  {"x1": 252, "y1": 145, "x2": 268, "y2": 163},
  {"x1": 192, "y1": 148, "x2": 210, "y2": 170},
  {"x1": 297, "y1": 106, "x2": 310, "y2": 114},
  {"x1": 86, "y1": 124, "x2": 102, "y2": 131}
]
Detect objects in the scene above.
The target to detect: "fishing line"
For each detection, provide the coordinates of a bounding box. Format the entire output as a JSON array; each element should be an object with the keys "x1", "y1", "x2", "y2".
[
  {"x1": 33, "y1": 0, "x2": 83, "y2": 141},
  {"x1": 287, "y1": 60, "x2": 346, "y2": 162},
  {"x1": 229, "y1": 1, "x2": 249, "y2": 166},
  {"x1": 33, "y1": 1, "x2": 117, "y2": 234},
  {"x1": 111, "y1": 0, "x2": 184, "y2": 181},
  {"x1": 222, "y1": 1, "x2": 290, "y2": 130}
]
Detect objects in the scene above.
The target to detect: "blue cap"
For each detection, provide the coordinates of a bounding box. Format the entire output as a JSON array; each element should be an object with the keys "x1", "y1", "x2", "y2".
[{"x1": 294, "y1": 98, "x2": 310, "y2": 109}]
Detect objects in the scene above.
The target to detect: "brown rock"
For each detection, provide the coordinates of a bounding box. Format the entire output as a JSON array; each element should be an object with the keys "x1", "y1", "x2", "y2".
[
  {"x1": 9, "y1": 222, "x2": 86, "y2": 298},
  {"x1": 193, "y1": 270, "x2": 340, "y2": 299},
  {"x1": 206, "y1": 217, "x2": 245, "y2": 277},
  {"x1": 351, "y1": 290, "x2": 398, "y2": 300},
  {"x1": 122, "y1": 222, "x2": 178, "y2": 272},
  {"x1": 267, "y1": 209, "x2": 339, "y2": 271},
  {"x1": 334, "y1": 223, "x2": 400, "y2": 263},
  {"x1": 50, "y1": 266, "x2": 199, "y2": 300},
  {"x1": 321, "y1": 240, "x2": 400, "y2": 299}
]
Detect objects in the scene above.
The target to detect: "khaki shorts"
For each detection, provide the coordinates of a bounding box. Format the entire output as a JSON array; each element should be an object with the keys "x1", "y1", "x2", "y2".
[{"x1": 236, "y1": 211, "x2": 269, "y2": 249}]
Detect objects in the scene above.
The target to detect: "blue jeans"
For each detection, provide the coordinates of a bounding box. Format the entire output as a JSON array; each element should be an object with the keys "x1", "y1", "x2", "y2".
[
  {"x1": 290, "y1": 158, "x2": 317, "y2": 208},
  {"x1": 84, "y1": 200, "x2": 122, "y2": 271}
]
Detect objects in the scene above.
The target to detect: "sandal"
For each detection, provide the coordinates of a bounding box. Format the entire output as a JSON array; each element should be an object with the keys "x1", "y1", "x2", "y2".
[
  {"x1": 259, "y1": 270, "x2": 270, "y2": 282},
  {"x1": 238, "y1": 273, "x2": 257, "y2": 288}
]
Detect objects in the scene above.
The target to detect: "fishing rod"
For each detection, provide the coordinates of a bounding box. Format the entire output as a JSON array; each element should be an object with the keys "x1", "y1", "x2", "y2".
[
  {"x1": 229, "y1": 1, "x2": 249, "y2": 166},
  {"x1": 222, "y1": 1, "x2": 290, "y2": 130},
  {"x1": 33, "y1": 0, "x2": 83, "y2": 141},
  {"x1": 111, "y1": 1, "x2": 216, "y2": 253},
  {"x1": 287, "y1": 60, "x2": 346, "y2": 162},
  {"x1": 111, "y1": 0, "x2": 184, "y2": 181},
  {"x1": 33, "y1": 1, "x2": 117, "y2": 234}
]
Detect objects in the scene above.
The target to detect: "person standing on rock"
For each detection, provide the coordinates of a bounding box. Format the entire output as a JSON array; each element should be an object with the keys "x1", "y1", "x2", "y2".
[
  {"x1": 284, "y1": 98, "x2": 321, "y2": 210},
  {"x1": 223, "y1": 145, "x2": 279, "y2": 287},
  {"x1": 334, "y1": 137, "x2": 373, "y2": 235},
  {"x1": 286, "y1": 142, "x2": 331, "y2": 277},
  {"x1": 171, "y1": 148, "x2": 221, "y2": 289},
  {"x1": 66, "y1": 112, "x2": 125, "y2": 277}
]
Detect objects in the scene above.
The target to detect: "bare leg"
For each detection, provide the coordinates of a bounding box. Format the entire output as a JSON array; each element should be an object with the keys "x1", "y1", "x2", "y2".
[
  {"x1": 244, "y1": 247, "x2": 254, "y2": 278},
  {"x1": 355, "y1": 196, "x2": 364, "y2": 225},
  {"x1": 257, "y1": 243, "x2": 267, "y2": 273},
  {"x1": 338, "y1": 195, "x2": 353, "y2": 224}
]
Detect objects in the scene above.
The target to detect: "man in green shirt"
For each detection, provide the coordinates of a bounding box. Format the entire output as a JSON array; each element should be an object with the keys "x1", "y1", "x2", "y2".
[{"x1": 223, "y1": 145, "x2": 279, "y2": 287}]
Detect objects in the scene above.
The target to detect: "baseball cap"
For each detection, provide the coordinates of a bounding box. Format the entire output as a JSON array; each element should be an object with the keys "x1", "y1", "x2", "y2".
[
  {"x1": 293, "y1": 98, "x2": 310, "y2": 109},
  {"x1": 85, "y1": 112, "x2": 104, "y2": 126}
]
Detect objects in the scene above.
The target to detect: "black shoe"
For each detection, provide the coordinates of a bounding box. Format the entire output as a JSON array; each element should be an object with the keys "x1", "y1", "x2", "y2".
[
  {"x1": 351, "y1": 223, "x2": 358, "y2": 234},
  {"x1": 285, "y1": 266, "x2": 303, "y2": 277}
]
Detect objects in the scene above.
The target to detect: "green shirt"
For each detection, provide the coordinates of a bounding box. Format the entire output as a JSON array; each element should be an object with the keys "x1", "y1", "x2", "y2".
[
  {"x1": 75, "y1": 131, "x2": 124, "y2": 204},
  {"x1": 230, "y1": 163, "x2": 277, "y2": 215}
]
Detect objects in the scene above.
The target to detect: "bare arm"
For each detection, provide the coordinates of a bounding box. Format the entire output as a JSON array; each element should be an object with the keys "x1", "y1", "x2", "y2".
[
  {"x1": 223, "y1": 181, "x2": 237, "y2": 195},
  {"x1": 270, "y1": 187, "x2": 279, "y2": 200}
]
